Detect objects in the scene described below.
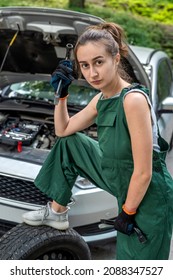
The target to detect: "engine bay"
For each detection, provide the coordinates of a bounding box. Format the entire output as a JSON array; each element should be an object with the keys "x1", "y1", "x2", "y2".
[
  {"x1": 0, "y1": 112, "x2": 97, "y2": 154},
  {"x1": 0, "y1": 112, "x2": 57, "y2": 152}
]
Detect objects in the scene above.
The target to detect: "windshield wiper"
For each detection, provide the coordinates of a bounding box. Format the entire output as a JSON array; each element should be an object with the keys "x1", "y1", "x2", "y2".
[
  {"x1": 68, "y1": 102, "x2": 84, "y2": 108},
  {"x1": 67, "y1": 103, "x2": 84, "y2": 112},
  {"x1": 0, "y1": 96, "x2": 53, "y2": 106},
  {"x1": 0, "y1": 96, "x2": 85, "y2": 111},
  {"x1": 21, "y1": 98, "x2": 53, "y2": 106}
]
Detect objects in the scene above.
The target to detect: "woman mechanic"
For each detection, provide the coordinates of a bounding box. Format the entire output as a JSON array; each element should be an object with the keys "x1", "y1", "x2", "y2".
[{"x1": 22, "y1": 22, "x2": 173, "y2": 260}]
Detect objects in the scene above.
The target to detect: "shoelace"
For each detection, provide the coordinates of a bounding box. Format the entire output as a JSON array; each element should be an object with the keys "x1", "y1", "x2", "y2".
[{"x1": 40, "y1": 204, "x2": 49, "y2": 223}]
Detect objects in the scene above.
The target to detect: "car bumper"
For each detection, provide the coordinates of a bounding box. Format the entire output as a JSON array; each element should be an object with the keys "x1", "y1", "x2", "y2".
[{"x1": 0, "y1": 161, "x2": 118, "y2": 244}]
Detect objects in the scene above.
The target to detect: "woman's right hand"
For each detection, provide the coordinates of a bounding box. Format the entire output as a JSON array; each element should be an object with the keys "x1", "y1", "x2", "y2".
[{"x1": 50, "y1": 60, "x2": 75, "y2": 99}]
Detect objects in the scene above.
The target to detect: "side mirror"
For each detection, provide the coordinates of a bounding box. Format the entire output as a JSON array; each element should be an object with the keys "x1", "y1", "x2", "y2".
[{"x1": 158, "y1": 97, "x2": 173, "y2": 115}]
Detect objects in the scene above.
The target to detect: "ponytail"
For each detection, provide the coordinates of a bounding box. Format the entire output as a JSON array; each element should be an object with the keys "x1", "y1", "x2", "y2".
[{"x1": 98, "y1": 22, "x2": 128, "y2": 58}]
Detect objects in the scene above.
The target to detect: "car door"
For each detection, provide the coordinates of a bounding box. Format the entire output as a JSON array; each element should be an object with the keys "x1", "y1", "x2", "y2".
[{"x1": 153, "y1": 56, "x2": 173, "y2": 147}]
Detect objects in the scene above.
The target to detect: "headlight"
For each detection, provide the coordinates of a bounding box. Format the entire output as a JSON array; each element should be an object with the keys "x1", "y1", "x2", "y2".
[{"x1": 75, "y1": 176, "x2": 96, "y2": 190}]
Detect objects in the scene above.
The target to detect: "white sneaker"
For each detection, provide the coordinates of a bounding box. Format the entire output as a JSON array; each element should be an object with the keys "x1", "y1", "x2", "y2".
[{"x1": 22, "y1": 202, "x2": 69, "y2": 230}]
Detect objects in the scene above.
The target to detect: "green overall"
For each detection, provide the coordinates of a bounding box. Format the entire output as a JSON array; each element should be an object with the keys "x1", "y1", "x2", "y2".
[{"x1": 35, "y1": 84, "x2": 173, "y2": 259}]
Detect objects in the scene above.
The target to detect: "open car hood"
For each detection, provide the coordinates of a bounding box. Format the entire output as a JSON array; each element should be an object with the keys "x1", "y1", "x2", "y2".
[
  {"x1": 0, "y1": 7, "x2": 103, "y2": 77},
  {"x1": 0, "y1": 6, "x2": 150, "y2": 90}
]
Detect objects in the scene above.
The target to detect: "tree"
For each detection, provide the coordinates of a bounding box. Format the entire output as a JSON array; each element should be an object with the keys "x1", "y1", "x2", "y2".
[{"x1": 69, "y1": 0, "x2": 85, "y2": 9}]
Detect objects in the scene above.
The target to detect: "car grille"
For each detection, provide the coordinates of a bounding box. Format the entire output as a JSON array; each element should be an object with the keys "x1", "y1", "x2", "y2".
[
  {"x1": 0, "y1": 174, "x2": 116, "y2": 242},
  {"x1": 74, "y1": 222, "x2": 115, "y2": 236},
  {"x1": 0, "y1": 174, "x2": 50, "y2": 205}
]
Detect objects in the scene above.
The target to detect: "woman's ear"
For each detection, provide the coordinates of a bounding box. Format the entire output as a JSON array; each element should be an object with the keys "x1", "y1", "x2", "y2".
[{"x1": 115, "y1": 53, "x2": 121, "y2": 65}]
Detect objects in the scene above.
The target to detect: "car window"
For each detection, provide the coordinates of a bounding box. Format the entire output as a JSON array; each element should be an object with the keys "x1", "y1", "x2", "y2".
[
  {"x1": 157, "y1": 59, "x2": 173, "y2": 104},
  {"x1": 1, "y1": 81, "x2": 99, "y2": 106}
]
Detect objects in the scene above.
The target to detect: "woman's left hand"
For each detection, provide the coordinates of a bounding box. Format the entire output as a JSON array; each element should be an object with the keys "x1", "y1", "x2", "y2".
[{"x1": 113, "y1": 209, "x2": 135, "y2": 235}]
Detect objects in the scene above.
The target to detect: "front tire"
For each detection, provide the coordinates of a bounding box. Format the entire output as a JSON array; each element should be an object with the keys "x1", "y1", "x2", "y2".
[{"x1": 0, "y1": 223, "x2": 91, "y2": 260}]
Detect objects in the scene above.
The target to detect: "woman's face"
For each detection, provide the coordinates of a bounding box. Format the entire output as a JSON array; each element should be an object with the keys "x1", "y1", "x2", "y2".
[{"x1": 76, "y1": 41, "x2": 120, "y2": 92}]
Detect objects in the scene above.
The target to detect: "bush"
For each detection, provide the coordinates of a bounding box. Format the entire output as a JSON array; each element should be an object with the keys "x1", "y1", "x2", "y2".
[{"x1": 105, "y1": 0, "x2": 173, "y2": 24}]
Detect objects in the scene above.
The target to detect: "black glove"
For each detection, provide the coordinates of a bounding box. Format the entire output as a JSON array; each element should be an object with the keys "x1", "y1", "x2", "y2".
[
  {"x1": 113, "y1": 209, "x2": 135, "y2": 235},
  {"x1": 50, "y1": 59, "x2": 75, "y2": 99}
]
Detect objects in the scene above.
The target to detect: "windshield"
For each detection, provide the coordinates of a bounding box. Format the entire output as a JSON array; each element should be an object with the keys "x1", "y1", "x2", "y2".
[{"x1": 1, "y1": 80, "x2": 99, "y2": 106}]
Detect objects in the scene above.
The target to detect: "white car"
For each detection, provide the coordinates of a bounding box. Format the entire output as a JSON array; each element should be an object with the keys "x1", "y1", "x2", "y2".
[
  {"x1": 0, "y1": 7, "x2": 173, "y2": 259},
  {"x1": 131, "y1": 45, "x2": 173, "y2": 146}
]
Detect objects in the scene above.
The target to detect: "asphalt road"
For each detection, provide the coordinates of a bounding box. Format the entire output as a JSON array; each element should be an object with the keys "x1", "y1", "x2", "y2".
[{"x1": 89, "y1": 148, "x2": 173, "y2": 260}]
